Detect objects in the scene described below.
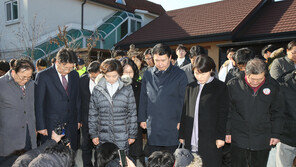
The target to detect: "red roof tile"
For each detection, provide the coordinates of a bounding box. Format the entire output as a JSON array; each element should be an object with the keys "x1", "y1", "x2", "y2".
[
  {"x1": 116, "y1": 0, "x2": 264, "y2": 46},
  {"x1": 89, "y1": 0, "x2": 165, "y2": 15},
  {"x1": 242, "y1": 0, "x2": 296, "y2": 37}
]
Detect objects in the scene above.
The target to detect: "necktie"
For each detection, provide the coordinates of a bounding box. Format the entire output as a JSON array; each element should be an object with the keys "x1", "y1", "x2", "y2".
[
  {"x1": 20, "y1": 86, "x2": 25, "y2": 96},
  {"x1": 61, "y1": 75, "x2": 68, "y2": 94}
]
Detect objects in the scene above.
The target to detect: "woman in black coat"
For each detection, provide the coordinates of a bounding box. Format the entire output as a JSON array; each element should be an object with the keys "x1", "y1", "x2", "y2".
[
  {"x1": 120, "y1": 58, "x2": 144, "y2": 164},
  {"x1": 179, "y1": 55, "x2": 229, "y2": 167}
]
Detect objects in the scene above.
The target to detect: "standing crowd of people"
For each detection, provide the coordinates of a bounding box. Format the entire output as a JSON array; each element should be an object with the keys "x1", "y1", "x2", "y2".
[{"x1": 0, "y1": 40, "x2": 295, "y2": 167}]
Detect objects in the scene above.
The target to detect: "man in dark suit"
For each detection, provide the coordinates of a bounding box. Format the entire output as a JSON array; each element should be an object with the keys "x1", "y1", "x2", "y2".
[
  {"x1": 35, "y1": 48, "x2": 81, "y2": 151},
  {"x1": 79, "y1": 61, "x2": 101, "y2": 167}
]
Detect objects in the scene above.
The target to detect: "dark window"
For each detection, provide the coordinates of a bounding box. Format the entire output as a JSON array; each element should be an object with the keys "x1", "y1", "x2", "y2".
[{"x1": 120, "y1": 20, "x2": 128, "y2": 39}]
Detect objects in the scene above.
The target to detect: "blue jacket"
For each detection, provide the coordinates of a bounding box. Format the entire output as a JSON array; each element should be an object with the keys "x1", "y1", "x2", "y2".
[{"x1": 138, "y1": 64, "x2": 188, "y2": 146}]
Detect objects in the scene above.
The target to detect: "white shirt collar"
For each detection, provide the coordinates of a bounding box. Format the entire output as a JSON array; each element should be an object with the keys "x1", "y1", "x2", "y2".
[
  {"x1": 177, "y1": 58, "x2": 185, "y2": 66},
  {"x1": 106, "y1": 80, "x2": 119, "y2": 97},
  {"x1": 55, "y1": 65, "x2": 68, "y2": 82}
]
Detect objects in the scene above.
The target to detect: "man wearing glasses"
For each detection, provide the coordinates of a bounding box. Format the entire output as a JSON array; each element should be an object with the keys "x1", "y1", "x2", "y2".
[
  {"x1": 35, "y1": 48, "x2": 81, "y2": 151},
  {"x1": 0, "y1": 59, "x2": 36, "y2": 166}
]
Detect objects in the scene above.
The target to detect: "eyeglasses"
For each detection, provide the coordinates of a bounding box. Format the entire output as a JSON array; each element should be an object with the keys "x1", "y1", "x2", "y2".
[{"x1": 15, "y1": 73, "x2": 32, "y2": 81}]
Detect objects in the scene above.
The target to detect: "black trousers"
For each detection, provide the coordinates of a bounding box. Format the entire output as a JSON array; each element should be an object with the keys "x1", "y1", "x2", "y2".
[
  {"x1": 81, "y1": 126, "x2": 94, "y2": 167},
  {"x1": 144, "y1": 144, "x2": 178, "y2": 157},
  {"x1": 231, "y1": 145, "x2": 270, "y2": 167},
  {"x1": 222, "y1": 143, "x2": 231, "y2": 167}
]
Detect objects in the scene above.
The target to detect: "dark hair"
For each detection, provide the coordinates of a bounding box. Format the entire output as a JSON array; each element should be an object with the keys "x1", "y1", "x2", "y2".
[
  {"x1": 120, "y1": 57, "x2": 139, "y2": 80},
  {"x1": 43, "y1": 143, "x2": 75, "y2": 167},
  {"x1": 287, "y1": 40, "x2": 296, "y2": 50},
  {"x1": 51, "y1": 57, "x2": 56, "y2": 65},
  {"x1": 148, "y1": 151, "x2": 175, "y2": 167},
  {"x1": 261, "y1": 44, "x2": 276, "y2": 56},
  {"x1": 36, "y1": 59, "x2": 47, "y2": 67},
  {"x1": 100, "y1": 58, "x2": 123, "y2": 76},
  {"x1": 227, "y1": 48, "x2": 236, "y2": 55},
  {"x1": 171, "y1": 51, "x2": 178, "y2": 60},
  {"x1": 144, "y1": 48, "x2": 152, "y2": 56},
  {"x1": 245, "y1": 58, "x2": 267, "y2": 75},
  {"x1": 176, "y1": 44, "x2": 187, "y2": 51},
  {"x1": 56, "y1": 48, "x2": 78, "y2": 64},
  {"x1": 112, "y1": 50, "x2": 126, "y2": 58},
  {"x1": 234, "y1": 48, "x2": 255, "y2": 65},
  {"x1": 9, "y1": 59, "x2": 16, "y2": 68},
  {"x1": 0, "y1": 60, "x2": 10, "y2": 73},
  {"x1": 152, "y1": 43, "x2": 172, "y2": 58},
  {"x1": 189, "y1": 45, "x2": 207, "y2": 58},
  {"x1": 193, "y1": 56, "x2": 216, "y2": 76},
  {"x1": 96, "y1": 142, "x2": 119, "y2": 167},
  {"x1": 87, "y1": 61, "x2": 101, "y2": 73},
  {"x1": 13, "y1": 59, "x2": 35, "y2": 73}
]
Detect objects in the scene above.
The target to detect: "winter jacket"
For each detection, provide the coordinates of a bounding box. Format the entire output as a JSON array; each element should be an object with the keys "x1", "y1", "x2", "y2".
[
  {"x1": 279, "y1": 70, "x2": 296, "y2": 147},
  {"x1": 270, "y1": 56, "x2": 295, "y2": 80},
  {"x1": 12, "y1": 140, "x2": 56, "y2": 167},
  {"x1": 227, "y1": 73, "x2": 284, "y2": 150},
  {"x1": 28, "y1": 143, "x2": 74, "y2": 167},
  {"x1": 88, "y1": 77, "x2": 137, "y2": 150}
]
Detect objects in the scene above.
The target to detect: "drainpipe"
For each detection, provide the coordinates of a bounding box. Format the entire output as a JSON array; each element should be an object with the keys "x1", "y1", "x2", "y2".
[{"x1": 81, "y1": 0, "x2": 87, "y2": 30}]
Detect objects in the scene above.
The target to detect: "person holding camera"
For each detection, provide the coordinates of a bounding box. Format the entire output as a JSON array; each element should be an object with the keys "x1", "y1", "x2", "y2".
[{"x1": 12, "y1": 130, "x2": 71, "y2": 167}]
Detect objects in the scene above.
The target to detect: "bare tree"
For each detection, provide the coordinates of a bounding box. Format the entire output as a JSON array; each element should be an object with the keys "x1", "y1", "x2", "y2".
[{"x1": 12, "y1": 14, "x2": 44, "y2": 60}]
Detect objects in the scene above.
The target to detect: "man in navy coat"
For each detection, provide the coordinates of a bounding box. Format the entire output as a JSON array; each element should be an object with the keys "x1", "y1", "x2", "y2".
[
  {"x1": 35, "y1": 48, "x2": 81, "y2": 151},
  {"x1": 138, "y1": 44, "x2": 188, "y2": 156}
]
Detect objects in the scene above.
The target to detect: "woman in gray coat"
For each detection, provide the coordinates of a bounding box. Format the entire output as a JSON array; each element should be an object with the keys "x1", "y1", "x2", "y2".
[{"x1": 89, "y1": 59, "x2": 137, "y2": 151}]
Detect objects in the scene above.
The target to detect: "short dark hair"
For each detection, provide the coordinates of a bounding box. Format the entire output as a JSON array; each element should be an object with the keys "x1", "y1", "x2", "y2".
[
  {"x1": 100, "y1": 58, "x2": 123, "y2": 76},
  {"x1": 234, "y1": 48, "x2": 255, "y2": 65},
  {"x1": 36, "y1": 59, "x2": 47, "y2": 67},
  {"x1": 87, "y1": 61, "x2": 101, "y2": 73},
  {"x1": 9, "y1": 59, "x2": 16, "y2": 68},
  {"x1": 148, "y1": 151, "x2": 175, "y2": 167},
  {"x1": 189, "y1": 45, "x2": 207, "y2": 58},
  {"x1": 171, "y1": 51, "x2": 178, "y2": 61},
  {"x1": 176, "y1": 44, "x2": 187, "y2": 51},
  {"x1": 287, "y1": 40, "x2": 296, "y2": 50},
  {"x1": 227, "y1": 48, "x2": 236, "y2": 55},
  {"x1": 245, "y1": 58, "x2": 267, "y2": 75},
  {"x1": 261, "y1": 44, "x2": 276, "y2": 56},
  {"x1": 120, "y1": 57, "x2": 139, "y2": 80},
  {"x1": 96, "y1": 142, "x2": 119, "y2": 167},
  {"x1": 193, "y1": 55, "x2": 216, "y2": 76},
  {"x1": 56, "y1": 48, "x2": 78, "y2": 64},
  {"x1": 152, "y1": 43, "x2": 172, "y2": 58},
  {"x1": 144, "y1": 48, "x2": 152, "y2": 56},
  {"x1": 0, "y1": 60, "x2": 10, "y2": 73},
  {"x1": 13, "y1": 59, "x2": 35, "y2": 73}
]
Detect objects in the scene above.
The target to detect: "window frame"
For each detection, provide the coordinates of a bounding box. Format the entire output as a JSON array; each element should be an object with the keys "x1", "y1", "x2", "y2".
[{"x1": 5, "y1": 0, "x2": 20, "y2": 25}]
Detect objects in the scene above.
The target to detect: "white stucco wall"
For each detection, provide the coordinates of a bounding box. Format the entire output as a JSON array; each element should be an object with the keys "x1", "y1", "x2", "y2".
[{"x1": 0, "y1": 0, "x2": 158, "y2": 60}]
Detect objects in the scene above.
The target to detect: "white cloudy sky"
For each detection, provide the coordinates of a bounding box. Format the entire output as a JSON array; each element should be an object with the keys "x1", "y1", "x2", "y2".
[{"x1": 147, "y1": 0, "x2": 221, "y2": 11}]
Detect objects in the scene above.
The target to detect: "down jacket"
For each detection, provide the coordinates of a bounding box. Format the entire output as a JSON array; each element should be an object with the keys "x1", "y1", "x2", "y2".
[
  {"x1": 89, "y1": 77, "x2": 137, "y2": 150},
  {"x1": 279, "y1": 70, "x2": 296, "y2": 147}
]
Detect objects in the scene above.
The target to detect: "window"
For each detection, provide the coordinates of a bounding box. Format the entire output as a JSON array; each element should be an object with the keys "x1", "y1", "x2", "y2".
[
  {"x1": 5, "y1": 0, "x2": 18, "y2": 22},
  {"x1": 120, "y1": 20, "x2": 128, "y2": 39},
  {"x1": 115, "y1": 0, "x2": 126, "y2": 5}
]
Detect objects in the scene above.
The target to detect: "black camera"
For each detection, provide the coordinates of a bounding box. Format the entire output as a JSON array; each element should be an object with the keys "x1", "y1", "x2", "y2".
[{"x1": 53, "y1": 123, "x2": 67, "y2": 135}]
